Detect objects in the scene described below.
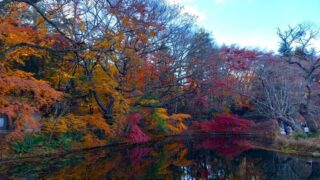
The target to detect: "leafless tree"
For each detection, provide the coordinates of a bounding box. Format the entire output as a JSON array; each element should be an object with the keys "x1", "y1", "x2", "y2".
[
  {"x1": 252, "y1": 60, "x2": 305, "y2": 131},
  {"x1": 277, "y1": 23, "x2": 320, "y2": 132}
]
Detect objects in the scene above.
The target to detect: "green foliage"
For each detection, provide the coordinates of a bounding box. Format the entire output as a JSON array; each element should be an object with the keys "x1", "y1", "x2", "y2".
[
  {"x1": 12, "y1": 134, "x2": 43, "y2": 153},
  {"x1": 48, "y1": 132, "x2": 84, "y2": 150},
  {"x1": 156, "y1": 118, "x2": 168, "y2": 134},
  {"x1": 141, "y1": 92, "x2": 158, "y2": 100},
  {"x1": 12, "y1": 132, "x2": 85, "y2": 154},
  {"x1": 152, "y1": 110, "x2": 169, "y2": 134},
  {"x1": 307, "y1": 132, "x2": 317, "y2": 138},
  {"x1": 280, "y1": 145, "x2": 297, "y2": 153},
  {"x1": 293, "y1": 132, "x2": 307, "y2": 140},
  {"x1": 293, "y1": 132, "x2": 317, "y2": 140}
]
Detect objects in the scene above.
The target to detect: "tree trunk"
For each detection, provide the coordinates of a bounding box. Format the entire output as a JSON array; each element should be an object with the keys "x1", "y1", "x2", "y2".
[
  {"x1": 85, "y1": 65, "x2": 114, "y2": 125},
  {"x1": 299, "y1": 84, "x2": 318, "y2": 133},
  {"x1": 299, "y1": 104, "x2": 318, "y2": 133},
  {"x1": 92, "y1": 90, "x2": 114, "y2": 124},
  {"x1": 278, "y1": 117, "x2": 302, "y2": 132}
]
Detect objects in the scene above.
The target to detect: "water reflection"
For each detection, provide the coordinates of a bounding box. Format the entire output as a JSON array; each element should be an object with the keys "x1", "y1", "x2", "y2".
[{"x1": 0, "y1": 135, "x2": 319, "y2": 179}]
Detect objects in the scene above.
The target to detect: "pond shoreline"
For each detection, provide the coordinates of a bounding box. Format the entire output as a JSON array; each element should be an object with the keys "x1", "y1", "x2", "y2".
[
  {"x1": 0, "y1": 134, "x2": 183, "y2": 163},
  {"x1": 1, "y1": 132, "x2": 319, "y2": 164}
]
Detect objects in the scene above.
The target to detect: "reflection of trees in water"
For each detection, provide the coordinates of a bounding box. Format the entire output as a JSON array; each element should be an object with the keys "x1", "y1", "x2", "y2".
[
  {"x1": 180, "y1": 136, "x2": 320, "y2": 180},
  {"x1": 233, "y1": 149, "x2": 320, "y2": 180},
  {"x1": 182, "y1": 136, "x2": 251, "y2": 179},
  {"x1": 1, "y1": 136, "x2": 320, "y2": 179}
]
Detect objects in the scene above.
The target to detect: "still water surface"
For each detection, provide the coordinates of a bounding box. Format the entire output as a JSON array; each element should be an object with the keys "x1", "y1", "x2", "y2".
[{"x1": 0, "y1": 135, "x2": 319, "y2": 180}]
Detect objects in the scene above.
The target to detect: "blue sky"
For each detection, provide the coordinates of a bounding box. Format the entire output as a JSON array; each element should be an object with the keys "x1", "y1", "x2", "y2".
[{"x1": 168, "y1": 0, "x2": 320, "y2": 52}]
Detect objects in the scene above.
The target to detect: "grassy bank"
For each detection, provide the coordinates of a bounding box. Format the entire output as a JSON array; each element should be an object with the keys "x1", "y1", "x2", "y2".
[
  {"x1": 271, "y1": 133, "x2": 320, "y2": 157},
  {"x1": 0, "y1": 133, "x2": 182, "y2": 162}
]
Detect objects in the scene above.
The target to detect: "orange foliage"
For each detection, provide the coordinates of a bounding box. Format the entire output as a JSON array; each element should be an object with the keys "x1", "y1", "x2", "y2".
[{"x1": 0, "y1": 70, "x2": 62, "y2": 139}]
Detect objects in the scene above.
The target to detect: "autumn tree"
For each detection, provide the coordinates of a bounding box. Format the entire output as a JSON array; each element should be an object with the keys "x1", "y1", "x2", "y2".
[
  {"x1": 0, "y1": 3, "x2": 63, "y2": 139},
  {"x1": 0, "y1": 0, "x2": 198, "y2": 144}
]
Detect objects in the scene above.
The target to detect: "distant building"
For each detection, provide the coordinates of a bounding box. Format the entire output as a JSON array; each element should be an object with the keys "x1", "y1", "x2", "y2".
[{"x1": 0, "y1": 114, "x2": 10, "y2": 134}]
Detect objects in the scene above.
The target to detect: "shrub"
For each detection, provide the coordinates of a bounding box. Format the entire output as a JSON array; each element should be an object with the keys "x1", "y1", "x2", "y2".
[
  {"x1": 293, "y1": 132, "x2": 307, "y2": 140},
  {"x1": 12, "y1": 134, "x2": 43, "y2": 153},
  {"x1": 198, "y1": 114, "x2": 253, "y2": 133},
  {"x1": 293, "y1": 132, "x2": 317, "y2": 140},
  {"x1": 12, "y1": 132, "x2": 85, "y2": 154}
]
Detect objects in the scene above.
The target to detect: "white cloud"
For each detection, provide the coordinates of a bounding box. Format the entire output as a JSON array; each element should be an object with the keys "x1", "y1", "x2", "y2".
[{"x1": 215, "y1": 33, "x2": 278, "y2": 52}]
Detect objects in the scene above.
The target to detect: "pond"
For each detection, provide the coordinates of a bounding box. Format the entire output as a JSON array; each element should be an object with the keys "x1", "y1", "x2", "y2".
[{"x1": 0, "y1": 135, "x2": 319, "y2": 179}]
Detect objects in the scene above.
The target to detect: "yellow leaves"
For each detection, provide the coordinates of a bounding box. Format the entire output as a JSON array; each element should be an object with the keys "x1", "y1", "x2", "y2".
[
  {"x1": 108, "y1": 64, "x2": 119, "y2": 78},
  {"x1": 166, "y1": 123, "x2": 187, "y2": 133},
  {"x1": 43, "y1": 118, "x2": 68, "y2": 134},
  {"x1": 83, "y1": 51, "x2": 99, "y2": 61},
  {"x1": 139, "y1": 33, "x2": 148, "y2": 43},
  {"x1": 122, "y1": 17, "x2": 130, "y2": 26},
  {"x1": 158, "y1": 162, "x2": 173, "y2": 175},
  {"x1": 165, "y1": 142, "x2": 184, "y2": 152},
  {"x1": 124, "y1": 48, "x2": 136, "y2": 58},
  {"x1": 98, "y1": 40, "x2": 112, "y2": 49},
  {"x1": 166, "y1": 113, "x2": 190, "y2": 133},
  {"x1": 82, "y1": 134, "x2": 105, "y2": 148},
  {"x1": 43, "y1": 114, "x2": 87, "y2": 134},
  {"x1": 154, "y1": 108, "x2": 169, "y2": 120},
  {"x1": 150, "y1": 30, "x2": 156, "y2": 38},
  {"x1": 0, "y1": 15, "x2": 49, "y2": 70},
  {"x1": 78, "y1": 21, "x2": 86, "y2": 31},
  {"x1": 146, "y1": 108, "x2": 189, "y2": 134},
  {"x1": 140, "y1": 99, "x2": 159, "y2": 105},
  {"x1": 83, "y1": 114, "x2": 110, "y2": 136},
  {"x1": 43, "y1": 113, "x2": 111, "y2": 142},
  {"x1": 93, "y1": 66, "x2": 129, "y2": 117},
  {"x1": 50, "y1": 69, "x2": 76, "y2": 87},
  {"x1": 109, "y1": 54, "x2": 118, "y2": 63},
  {"x1": 223, "y1": 108, "x2": 232, "y2": 114},
  {"x1": 172, "y1": 148, "x2": 193, "y2": 167},
  {"x1": 169, "y1": 113, "x2": 191, "y2": 121},
  {"x1": 5, "y1": 47, "x2": 46, "y2": 65},
  {"x1": 115, "y1": 32, "x2": 125, "y2": 50},
  {"x1": 153, "y1": 109, "x2": 189, "y2": 133},
  {"x1": 0, "y1": 97, "x2": 9, "y2": 106},
  {"x1": 53, "y1": 119, "x2": 68, "y2": 133},
  {"x1": 94, "y1": 66, "x2": 119, "y2": 92},
  {"x1": 35, "y1": 16, "x2": 48, "y2": 35}
]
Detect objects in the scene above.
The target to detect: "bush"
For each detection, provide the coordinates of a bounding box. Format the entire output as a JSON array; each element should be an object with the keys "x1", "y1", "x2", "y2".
[
  {"x1": 12, "y1": 134, "x2": 43, "y2": 153},
  {"x1": 307, "y1": 132, "x2": 317, "y2": 138},
  {"x1": 293, "y1": 132, "x2": 317, "y2": 140},
  {"x1": 12, "y1": 132, "x2": 85, "y2": 154},
  {"x1": 293, "y1": 132, "x2": 307, "y2": 140},
  {"x1": 198, "y1": 114, "x2": 253, "y2": 133}
]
